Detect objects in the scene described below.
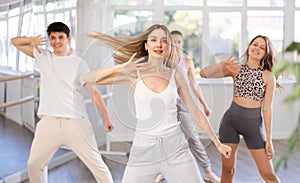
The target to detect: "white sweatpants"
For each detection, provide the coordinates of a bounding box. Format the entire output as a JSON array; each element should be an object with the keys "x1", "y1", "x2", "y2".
[{"x1": 27, "y1": 116, "x2": 113, "y2": 183}]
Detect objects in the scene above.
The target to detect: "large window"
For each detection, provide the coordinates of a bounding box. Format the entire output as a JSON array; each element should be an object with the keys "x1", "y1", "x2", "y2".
[
  {"x1": 164, "y1": 0, "x2": 202, "y2": 6},
  {"x1": 112, "y1": 0, "x2": 290, "y2": 70},
  {"x1": 113, "y1": 10, "x2": 153, "y2": 36},
  {"x1": 165, "y1": 10, "x2": 203, "y2": 67},
  {"x1": 208, "y1": 12, "x2": 241, "y2": 64},
  {"x1": 247, "y1": 10, "x2": 284, "y2": 51},
  {"x1": 207, "y1": 0, "x2": 242, "y2": 6},
  {"x1": 1, "y1": 0, "x2": 299, "y2": 72},
  {"x1": 112, "y1": 0, "x2": 153, "y2": 6},
  {"x1": 247, "y1": 0, "x2": 284, "y2": 7}
]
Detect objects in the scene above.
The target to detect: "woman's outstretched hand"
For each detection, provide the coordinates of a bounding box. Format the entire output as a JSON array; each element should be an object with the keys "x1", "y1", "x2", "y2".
[
  {"x1": 120, "y1": 52, "x2": 146, "y2": 78},
  {"x1": 220, "y1": 55, "x2": 242, "y2": 76}
]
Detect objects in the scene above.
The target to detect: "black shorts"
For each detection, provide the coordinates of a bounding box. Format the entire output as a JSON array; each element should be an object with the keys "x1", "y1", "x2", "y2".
[{"x1": 219, "y1": 101, "x2": 266, "y2": 149}]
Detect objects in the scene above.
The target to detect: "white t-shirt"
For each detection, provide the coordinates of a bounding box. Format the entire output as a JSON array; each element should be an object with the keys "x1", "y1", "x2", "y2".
[{"x1": 34, "y1": 49, "x2": 90, "y2": 119}]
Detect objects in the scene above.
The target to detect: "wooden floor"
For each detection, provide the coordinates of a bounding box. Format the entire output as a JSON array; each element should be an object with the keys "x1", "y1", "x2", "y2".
[{"x1": 1, "y1": 115, "x2": 300, "y2": 183}]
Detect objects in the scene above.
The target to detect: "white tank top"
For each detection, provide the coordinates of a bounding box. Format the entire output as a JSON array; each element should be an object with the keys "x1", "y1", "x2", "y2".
[
  {"x1": 134, "y1": 69, "x2": 180, "y2": 137},
  {"x1": 177, "y1": 56, "x2": 188, "y2": 75},
  {"x1": 176, "y1": 56, "x2": 190, "y2": 100}
]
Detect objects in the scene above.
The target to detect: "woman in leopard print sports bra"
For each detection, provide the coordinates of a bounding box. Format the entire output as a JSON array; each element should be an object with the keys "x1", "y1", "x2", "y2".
[{"x1": 200, "y1": 35, "x2": 281, "y2": 183}]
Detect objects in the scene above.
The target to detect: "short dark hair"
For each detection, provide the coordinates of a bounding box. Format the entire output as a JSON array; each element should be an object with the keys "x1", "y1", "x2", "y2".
[
  {"x1": 171, "y1": 30, "x2": 182, "y2": 36},
  {"x1": 46, "y1": 22, "x2": 70, "y2": 37}
]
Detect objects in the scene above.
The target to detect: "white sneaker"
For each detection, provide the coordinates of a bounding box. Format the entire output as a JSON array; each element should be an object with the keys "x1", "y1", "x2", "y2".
[
  {"x1": 154, "y1": 174, "x2": 164, "y2": 183},
  {"x1": 204, "y1": 171, "x2": 220, "y2": 183}
]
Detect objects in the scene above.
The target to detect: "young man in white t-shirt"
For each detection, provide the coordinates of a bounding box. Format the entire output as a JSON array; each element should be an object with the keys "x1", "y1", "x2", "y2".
[{"x1": 11, "y1": 22, "x2": 114, "y2": 183}]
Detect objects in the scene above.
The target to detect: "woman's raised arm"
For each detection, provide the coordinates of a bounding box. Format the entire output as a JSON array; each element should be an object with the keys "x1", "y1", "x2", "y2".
[
  {"x1": 84, "y1": 52, "x2": 142, "y2": 86},
  {"x1": 200, "y1": 55, "x2": 241, "y2": 78}
]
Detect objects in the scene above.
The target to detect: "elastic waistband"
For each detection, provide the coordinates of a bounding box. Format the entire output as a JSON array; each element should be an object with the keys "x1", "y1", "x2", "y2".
[
  {"x1": 229, "y1": 101, "x2": 261, "y2": 116},
  {"x1": 134, "y1": 127, "x2": 182, "y2": 143}
]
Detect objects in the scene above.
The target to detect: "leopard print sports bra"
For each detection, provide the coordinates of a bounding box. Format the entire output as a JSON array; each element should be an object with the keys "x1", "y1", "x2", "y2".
[{"x1": 233, "y1": 64, "x2": 265, "y2": 101}]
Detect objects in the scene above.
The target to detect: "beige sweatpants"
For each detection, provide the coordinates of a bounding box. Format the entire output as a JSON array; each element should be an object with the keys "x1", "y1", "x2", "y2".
[{"x1": 27, "y1": 116, "x2": 113, "y2": 183}]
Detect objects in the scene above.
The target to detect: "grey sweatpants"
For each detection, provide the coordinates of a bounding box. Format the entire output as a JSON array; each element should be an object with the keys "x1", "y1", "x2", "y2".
[
  {"x1": 122, "y1": 128, "x2": 203, "y2": 183},
  {"x1": 27, "y1": 116, "x2": 113, "y2": 183}
]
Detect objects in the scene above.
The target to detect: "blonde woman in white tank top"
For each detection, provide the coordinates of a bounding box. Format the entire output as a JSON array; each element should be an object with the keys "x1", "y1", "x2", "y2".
[{"x1": 85, "y1": 24, "x2": 232, "y2": 183}]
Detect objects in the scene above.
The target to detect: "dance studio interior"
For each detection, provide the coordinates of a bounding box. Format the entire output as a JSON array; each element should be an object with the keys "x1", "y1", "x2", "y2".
[{"x1": 0, "y1": 0, "x2": 299, "y2": 182}]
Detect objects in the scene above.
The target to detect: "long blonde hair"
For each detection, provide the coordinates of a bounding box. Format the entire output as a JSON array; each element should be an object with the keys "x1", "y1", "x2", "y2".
[{"x1": 88, "y1": 24, "x2": 178, "y2": 68}]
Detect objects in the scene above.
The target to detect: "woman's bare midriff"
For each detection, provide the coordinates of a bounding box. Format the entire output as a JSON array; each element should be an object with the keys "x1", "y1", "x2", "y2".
[{"x1": 233, "y1": 97, "x2": 262, "y2": 108}]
